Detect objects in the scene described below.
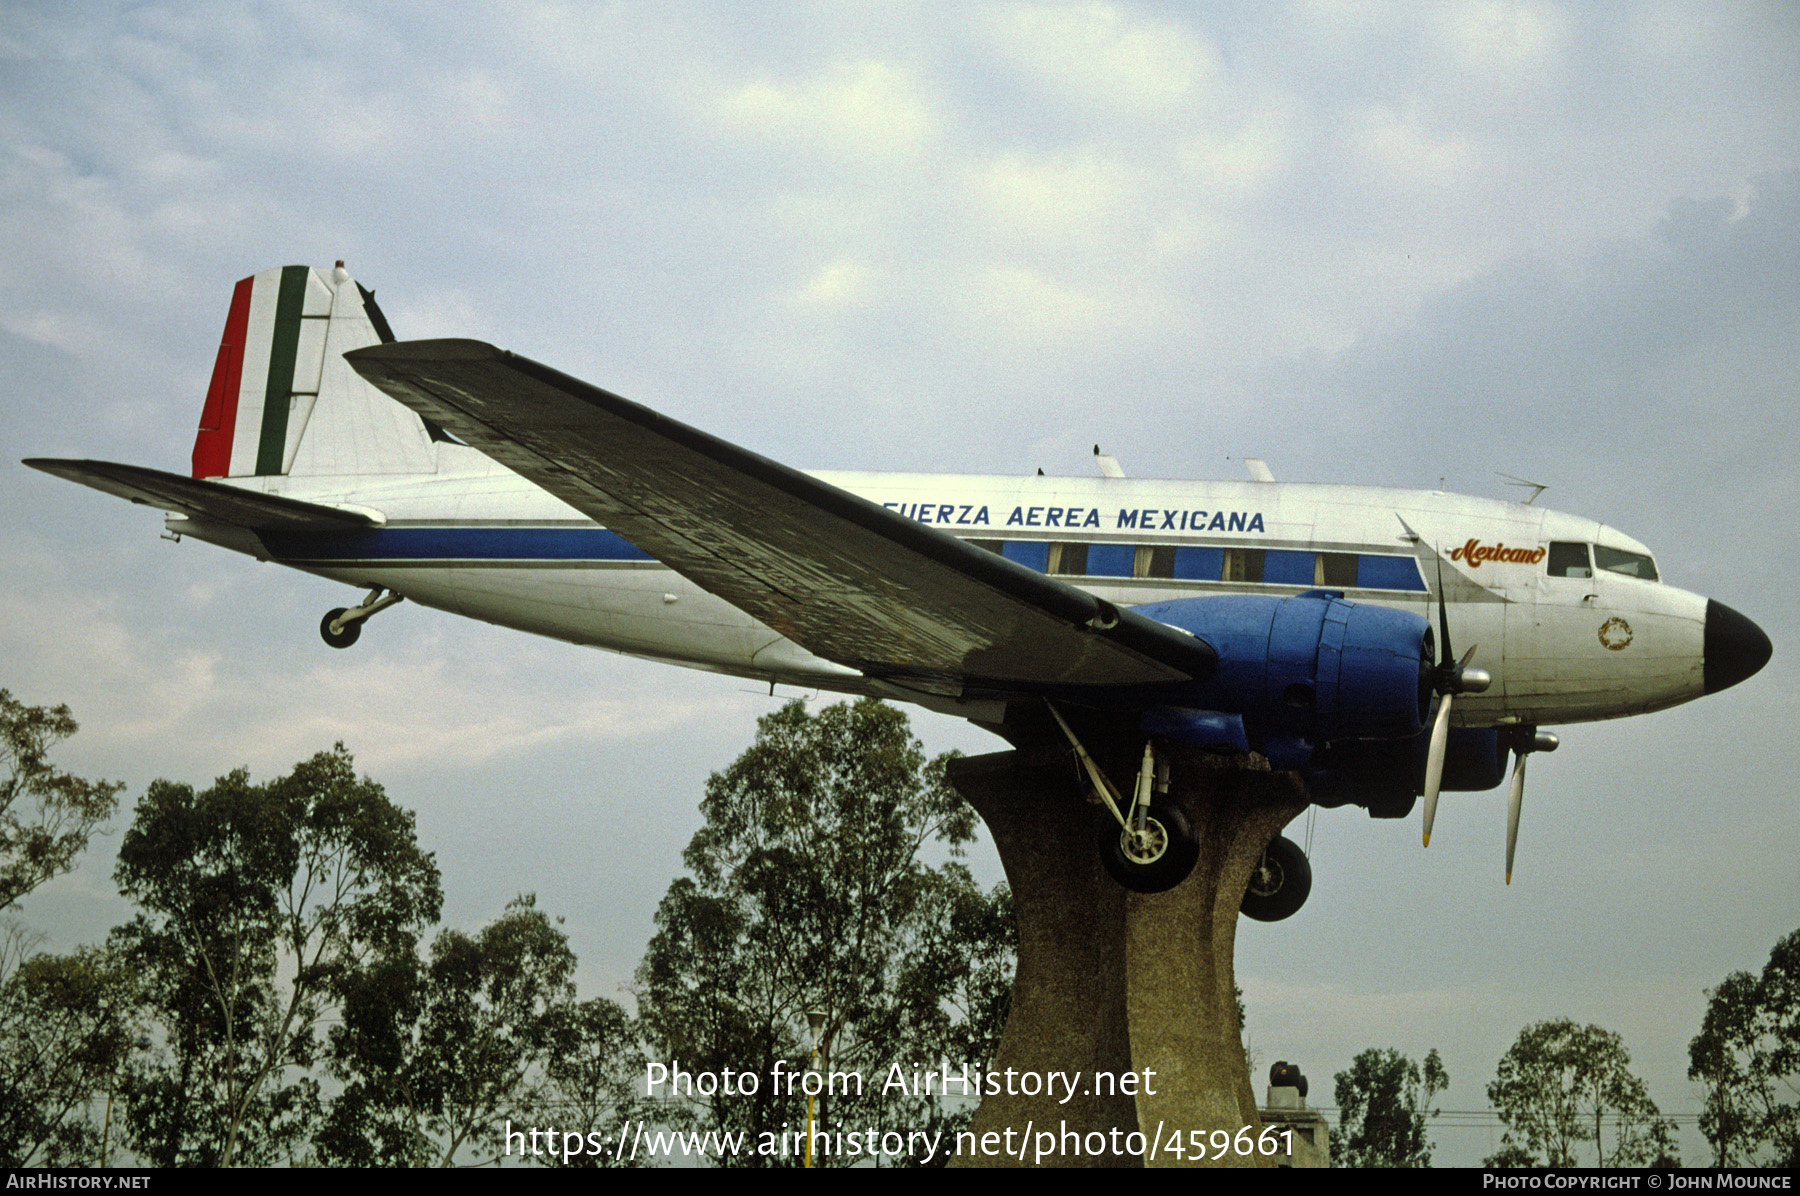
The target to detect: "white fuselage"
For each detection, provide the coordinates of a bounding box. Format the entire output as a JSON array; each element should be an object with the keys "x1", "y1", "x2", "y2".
[{"x1": 183, "y1": 446, "x2": 1708, "y2": 730}]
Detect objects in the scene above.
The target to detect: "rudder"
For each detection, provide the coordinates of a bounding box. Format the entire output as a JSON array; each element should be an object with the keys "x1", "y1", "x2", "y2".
[{"x1": 191, "y1": 263, "x2": 435, "y2": 479}]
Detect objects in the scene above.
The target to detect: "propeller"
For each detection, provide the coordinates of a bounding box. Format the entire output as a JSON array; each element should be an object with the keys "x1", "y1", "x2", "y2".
[
  {"x1": 1504, "y1": 728, "x2": 1559, "y2": 883},
  {"x1": 1420, "y1": 558, "x2": 1491, "y2": 846}
]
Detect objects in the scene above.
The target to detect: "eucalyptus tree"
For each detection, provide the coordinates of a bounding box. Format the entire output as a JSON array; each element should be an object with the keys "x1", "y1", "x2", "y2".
[
  {"x1": 112, "y1": 745, "x2": 441, "y2": 1166},
  {"x1": 1332, "y1": 1047, "x2": 1448, "y2": 1167},
  {"x1": 635, "y1": 699, "x2": 1014, "y2": 1166},
  {"x1": 0, "y1": 689, "x2": 122, "y2": 929},
  {"x1": 318, "y1": 895, "x2": 639, "y2": 1168},
  {"x1": 1689, "y1": 928, "x2": 1799, "y2": 1167},
  {"x1": 1485, "y1": 1019, "x2": 1676, "y2": 1168}
]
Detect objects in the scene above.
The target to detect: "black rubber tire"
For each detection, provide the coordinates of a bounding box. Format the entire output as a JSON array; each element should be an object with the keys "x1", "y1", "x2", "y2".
[
  {"x1": 1098, "y1": 800, "x2": 1200, "y2": 894},
  {"x1": 1240, "y1": 834, "x2": 1312, "y2": 922},
  {"x1": 320, "y1": 608, "x2": 362, "y2": 649}
]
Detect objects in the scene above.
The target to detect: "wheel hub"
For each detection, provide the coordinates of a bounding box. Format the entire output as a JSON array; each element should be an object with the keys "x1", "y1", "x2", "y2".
[{"x1": 1120, "y1": 817, "x2": 1169, "y2": 865}]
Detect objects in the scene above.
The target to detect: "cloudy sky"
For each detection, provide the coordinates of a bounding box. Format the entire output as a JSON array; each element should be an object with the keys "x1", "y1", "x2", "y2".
[{"x1": 3, "y1": 1, "x2": 1795, "y2": 1165}]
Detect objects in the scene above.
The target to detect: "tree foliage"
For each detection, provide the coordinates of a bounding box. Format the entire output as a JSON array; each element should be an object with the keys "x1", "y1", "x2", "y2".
[
  {"x1": 111, "y1": 745, "x2": 441, "y2": 1166},
  {"x1": 1485, "y1": 1019, "x2": 1677, "y2": 1168},
  {"x1": 0, "y1": 945, "x2": 142, "y2": 1165},
  {"x1": 635, "y1": 699, "x2": 1015, "y2": 1166},
  {"x1": 0, "y1": 690, "x2": 122, "y2": 923},
  {"x1": 1688, "y1": 927, "x2": 1800, "y2": 1167},
  {"x1": 320, "y1": 895, "x2": 639, "y2": 1167},
  {"x1": 1331, "y1": 1047, "x2": 1447, "y2": 1167},
  {"x1": 0, "y1": 722, "x2": 650, "y2": 1169},
  {"x1": 534, "y1": 994, "x2": 651, "y2": 1168}
]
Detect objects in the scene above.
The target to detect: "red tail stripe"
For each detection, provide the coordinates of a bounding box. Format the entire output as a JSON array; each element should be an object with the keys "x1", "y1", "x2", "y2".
[{"x1": 191, "y1": 275, "x2": 255, "y2": 478}]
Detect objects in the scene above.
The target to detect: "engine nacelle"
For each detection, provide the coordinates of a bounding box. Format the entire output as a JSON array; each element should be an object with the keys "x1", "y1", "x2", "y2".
[
  {"x1": 1132, "y1": 591, "x2": 1431, "y2": 754},
  {"x1": 1307, "y1": 726, "x2": 1510, "y2": 817}
]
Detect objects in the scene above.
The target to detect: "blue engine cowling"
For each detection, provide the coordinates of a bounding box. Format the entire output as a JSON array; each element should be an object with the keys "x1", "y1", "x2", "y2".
[
  {"x1": 1304, "y1": 727, "x2": 1510, "y2": 816},
  {"x1": 1131, "y1": 591, "x2": 1432, "y2": 761},
  {"x1": 1127, "y1": 591, "x2": 1507, "y2": 815}
]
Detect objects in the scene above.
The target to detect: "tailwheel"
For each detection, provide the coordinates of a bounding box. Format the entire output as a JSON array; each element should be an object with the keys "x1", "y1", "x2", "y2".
[
  {"x1": 1240, "y1": 834, "x2": 1311, "y2": 922},
  {"x1": 320, "y1": 608, "x2": 361, "y2": 649},
  {"x1": 1098, "y1": 799, "x2": 1199, "y2": 894},
  {"x1": 319, "y1": 587, "x2": 403, "y2": 649}
]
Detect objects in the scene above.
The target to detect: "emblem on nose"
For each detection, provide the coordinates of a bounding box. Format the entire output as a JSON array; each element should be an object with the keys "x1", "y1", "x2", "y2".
[{"x1": 1598, "y1": 617, "x2": 1633, "y2": 651}]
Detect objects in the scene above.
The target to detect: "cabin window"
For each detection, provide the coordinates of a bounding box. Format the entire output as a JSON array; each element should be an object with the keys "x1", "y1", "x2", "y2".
[
  {"x1": 1134, "y1": 545, "x2": 1175, "y2": 578},
  {"x1": 1222, "y1": 548, "x2": 1265, "y2": 583},
  {"x1": 1047, "y1": 543, "x2": 1089, "y2": 575},
  {"x1": 1593, "y1": 545, "x2": 1658, "y2": 581},
  {"x1": 1316, "y1": 552, "x2": 1359, "y2": 587},
  {"x1": 1263, "y1": 550, "x2": 1315, "y2": 586},
  {"x1": 1547, "y1": 542, "x2": 1591, "y2": 578},
  {"x1": 1001, "y1": 541, "x2": 1049, "y2": 571},
  {"x1": 1355, "y1": 555, "x2": 1426, "y2": 591},
  {"x1": 1086, "y1": 544, "x2": 1136, "y2": 577},
  {"x1": 1174, "y1": 546, "x2": 1225, "y2": 580}
]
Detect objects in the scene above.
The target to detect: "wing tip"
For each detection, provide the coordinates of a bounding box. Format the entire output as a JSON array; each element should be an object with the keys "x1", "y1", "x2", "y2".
[{"x1": 21, "y1": 456, "x2": 91, "y2": 479}]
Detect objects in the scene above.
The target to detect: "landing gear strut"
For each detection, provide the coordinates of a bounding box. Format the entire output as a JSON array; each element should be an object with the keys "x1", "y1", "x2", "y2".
[
  {"x1": 320, "y1": 587, "x2": 403, "y2": 649},
  {"x1": 1046, "y1": 705, "x2": 1201, "y2": 894}
]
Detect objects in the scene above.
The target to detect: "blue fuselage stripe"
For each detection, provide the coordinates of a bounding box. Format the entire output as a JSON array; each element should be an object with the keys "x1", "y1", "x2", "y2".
[{"x1": 261, "y1": 527, "x2": 655, "y2": 562}]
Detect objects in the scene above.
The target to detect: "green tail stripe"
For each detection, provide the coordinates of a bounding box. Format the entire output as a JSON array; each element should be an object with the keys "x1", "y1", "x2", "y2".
[{"x1": 256, "y1": 265, "x2": 310, "y2": 475}]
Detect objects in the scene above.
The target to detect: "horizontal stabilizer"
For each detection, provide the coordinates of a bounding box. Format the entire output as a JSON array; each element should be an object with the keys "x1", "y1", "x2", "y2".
[
  {"x1": 346, "y1": 339, "x2": 1218, "y2": 690},
  {"x1": 23, "y1": 458, "x2": 378, "y2": 530}
]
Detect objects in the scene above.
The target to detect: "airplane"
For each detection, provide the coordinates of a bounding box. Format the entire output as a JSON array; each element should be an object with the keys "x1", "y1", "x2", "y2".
[{"x1": 25, "y1": 263, "x2": 1772, "y2": 919}]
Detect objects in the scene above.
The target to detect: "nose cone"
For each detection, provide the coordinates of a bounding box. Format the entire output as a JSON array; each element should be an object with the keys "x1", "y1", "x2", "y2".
[{"x1": 1704, "y1": 600, "x2": 1773, "y2": 695}]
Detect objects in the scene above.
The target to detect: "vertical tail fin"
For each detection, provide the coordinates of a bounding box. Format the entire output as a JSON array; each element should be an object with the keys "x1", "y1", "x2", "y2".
[{"x1": 191, "y1": 264, "x2": 436, "y2": 479}]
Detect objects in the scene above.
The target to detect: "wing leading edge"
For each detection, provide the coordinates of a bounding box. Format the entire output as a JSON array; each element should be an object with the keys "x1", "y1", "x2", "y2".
[{"x1": 345, "y1": 339, "x2": 1216, "y2": 692}]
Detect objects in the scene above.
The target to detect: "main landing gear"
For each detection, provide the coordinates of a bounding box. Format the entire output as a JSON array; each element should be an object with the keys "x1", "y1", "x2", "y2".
[
  {"x1": 1047, "y1": 706, "x2": 1197, "y2": 894},
  {"x1": 1046, "y1": 702, "x2": 1312, "y2": 918},
  {"x1": 320, "y1": 587, "x2": 403, "y2": 649},
  {"x1": 1240, "y1": 835, "x2": 1311, "y2": 922}
]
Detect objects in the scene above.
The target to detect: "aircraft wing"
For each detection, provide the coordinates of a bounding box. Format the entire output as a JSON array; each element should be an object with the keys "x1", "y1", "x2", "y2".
[
  {"x1": 346, "y1": 340, "x2": 1216, "y2": 691},
  {"x1": 22, "y1": 459, "x2": 378, "y2": 530}
]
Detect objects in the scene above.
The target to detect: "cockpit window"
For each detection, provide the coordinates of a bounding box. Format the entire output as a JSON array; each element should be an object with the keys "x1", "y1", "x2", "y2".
[
  {"x1": 1547, "y1": 542, "x2": 1591, "y2": 579},
  {"x1": 1594, "y1": 545, "x2": 1658, "y2": 581}
]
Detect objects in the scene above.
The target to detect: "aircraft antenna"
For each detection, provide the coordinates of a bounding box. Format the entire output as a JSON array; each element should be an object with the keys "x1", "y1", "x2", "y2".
[
  {"x1": 1497, "y1": 473, "x2": 1549, "y2": 505},
  {"x1": 1093, "y1": 445, "x2": 1125, "y2": 478}
]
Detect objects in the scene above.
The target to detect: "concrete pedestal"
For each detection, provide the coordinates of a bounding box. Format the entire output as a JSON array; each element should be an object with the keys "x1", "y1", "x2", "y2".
[{"x1": 946, "y1": 744, "x2": 1307, "y2": 1168}]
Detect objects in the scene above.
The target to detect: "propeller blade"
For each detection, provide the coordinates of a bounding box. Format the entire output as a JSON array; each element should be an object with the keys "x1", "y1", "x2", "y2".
[
  {"x1": 1435, "y1": 558, "x2": 1454, "y2": 670},
  {"x1": 1505, "y1": 751, "x2": 1527, "y2": 884},
  {"x1": 1422, "y1": 692, "x2": 1454, "y2": 846}
]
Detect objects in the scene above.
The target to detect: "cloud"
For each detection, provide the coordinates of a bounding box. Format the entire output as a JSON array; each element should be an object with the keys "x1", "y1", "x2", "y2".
[
  {"x1": 0, "y1": 533, "x2": 753, "y2": 781},
  {"x1": 1430, "y1": 1, "x2": 1569, "y2": 84},
  {"x1": 984, "y1": 2, "x2": 1221, "y2": 115},
  {"x1": 710, "y1": 58, "x2": 938, "y2": 164},
  {"x1": 971, "y1": 147, "x2": 1142, "y2": 247}
]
